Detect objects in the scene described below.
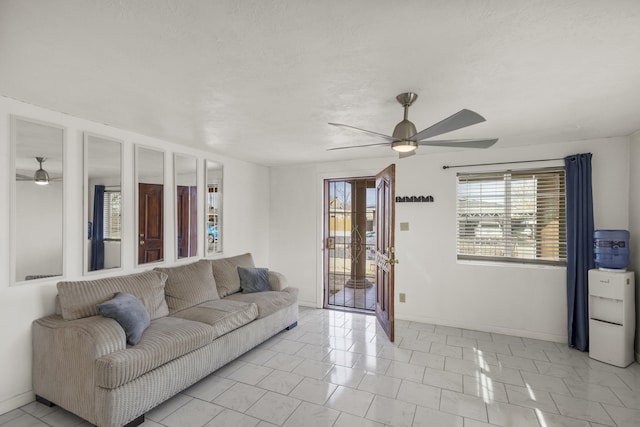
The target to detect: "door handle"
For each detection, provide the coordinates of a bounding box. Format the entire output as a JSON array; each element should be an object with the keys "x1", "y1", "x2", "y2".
[
  {"x1": 326, "y1": 237, "x2": 335, "y2": 249},
  {"x1": 139, "y1": 240, "x2": 145, "y2": 246},
  {"x1": 384, "y1": 259, "x2": 399, "y2": 264}
]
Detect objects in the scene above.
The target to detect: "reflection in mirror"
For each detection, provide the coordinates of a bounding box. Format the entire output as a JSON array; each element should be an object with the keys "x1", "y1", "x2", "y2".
[
  {"x1": 85, "y1": 133, "x2": 122, "y2": 273},
  {"x1": 13, "y1": 117, "x2": 64, "y2": 282},
  {"x1": 136, "y1": 146, "x2": 164, "y2": 265},
  {"x1": 175, "y1": 154, "x2": 198, "y2": 259},
  {"x1": 205, "y1": 160, "x2": 223, "y2": 255}
]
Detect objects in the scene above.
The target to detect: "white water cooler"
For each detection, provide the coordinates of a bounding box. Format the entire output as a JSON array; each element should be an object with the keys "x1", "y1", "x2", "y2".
[{"x1": 588, "y1": 269, "x2": 635, "y2": 367}]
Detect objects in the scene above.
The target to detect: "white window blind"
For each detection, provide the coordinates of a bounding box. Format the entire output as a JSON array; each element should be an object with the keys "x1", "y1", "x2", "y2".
[
  {"x1": 456, "y1": 167, "x2": 566, "y2": 265},
  {"x1": 103, "y1": 191, "x2": 121, "y2": 240}
]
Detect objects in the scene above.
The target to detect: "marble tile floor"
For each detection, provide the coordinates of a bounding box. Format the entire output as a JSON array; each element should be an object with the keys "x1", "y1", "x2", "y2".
[
  {"x1": 328, "y1": 284, "x2": 377, "y2": 311},
  {"x1": 3, "y1": 307, "x2": 640, "y2": 427}
]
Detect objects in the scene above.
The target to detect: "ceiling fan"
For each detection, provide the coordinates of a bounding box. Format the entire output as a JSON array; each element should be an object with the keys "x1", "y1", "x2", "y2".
[
  {"x1": 328, "y1": 92, "x2": 498, "y2": 158},
  {"x1": 15, "y1": 157, "x2": 60, "y2": 185}
]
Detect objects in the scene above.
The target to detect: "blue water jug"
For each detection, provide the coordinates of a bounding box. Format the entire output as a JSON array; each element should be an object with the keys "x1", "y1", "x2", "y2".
[{"x1": 594, "y1": 230, "x2": 630, "y2": 269}]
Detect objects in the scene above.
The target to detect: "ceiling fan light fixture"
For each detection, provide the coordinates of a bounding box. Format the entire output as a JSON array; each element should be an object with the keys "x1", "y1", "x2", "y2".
[
  {"x1": 33, "y1": 157, "x2": 50, "y2": 185},
  {"x1": 391, "y1": 140, "x2": 417, "y2": 153}
]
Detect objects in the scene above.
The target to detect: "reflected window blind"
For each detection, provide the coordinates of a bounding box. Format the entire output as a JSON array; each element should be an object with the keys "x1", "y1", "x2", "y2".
[
  {"x1": 103, "y1": 191, "x2": 121, "y2": 240},
  {"x1": 456, "y1": 168, "x2": 566, "y2": 265}
]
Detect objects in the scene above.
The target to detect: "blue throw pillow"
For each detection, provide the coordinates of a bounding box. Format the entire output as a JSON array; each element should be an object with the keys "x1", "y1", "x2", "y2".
[
  {"x1": 237, "y1": 267, "x2": 271, "y2": 293},
  {"x1": 96, "y1": 292, "x2": 150, "y2": 345}
]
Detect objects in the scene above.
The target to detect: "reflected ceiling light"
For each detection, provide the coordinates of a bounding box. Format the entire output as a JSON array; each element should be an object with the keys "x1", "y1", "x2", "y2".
[{"x1": 33, "y1": 157, "x2": 50, "y2": 185}]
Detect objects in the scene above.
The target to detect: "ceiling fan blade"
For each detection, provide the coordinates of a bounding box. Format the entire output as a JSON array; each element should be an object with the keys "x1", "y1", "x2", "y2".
[
  {"x1": 417, "y1": 138, "x2": 498, "y2": 148},
  {"x1": 410, "y1": 109, "x2": 486, "y2": 141},
  {"x1": 329, "y1": 123, "x2": 398, "y2": 142},
  {"x1": 327, "y1": 142, "x2": 390, "y2": 151},
  {"x1": 399, "y1": 150, "x2": 416, "y2": 159}
]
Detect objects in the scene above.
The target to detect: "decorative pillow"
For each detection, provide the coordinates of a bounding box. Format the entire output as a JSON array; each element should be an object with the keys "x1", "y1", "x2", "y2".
[
  {"x1": 154, "y1": 259, "x2": 220, "y2": 314},
  {"x1": 238, "y1": 267, "x2": 272, "y2": 294},
  {"x1": 211, "y1": 253, "x2": 255, "y2": 297},
  {"x1": 97, "y1": 292, "x2": 150, "y2": 345},
  {"x1": 57, "y1": 270, "x2": 169, "y2": 320}
]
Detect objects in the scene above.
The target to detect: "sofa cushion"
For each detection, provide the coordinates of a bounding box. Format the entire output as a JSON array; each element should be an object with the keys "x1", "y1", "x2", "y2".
[
  {"x1": 95, "y1": 316, "x2": 214, "y2": 389},
  {"x1": 57, "y1": 271, "x2": 169, "y2": 321},
  {"x1": 171, "y1": 299, "x2": 259, "y2": 339},
  {"x1": 238, "y1": 267, "x2": 271, "y2": 293},
  {"x1": 97, "y1": 292, "x2": 150, "y2": 345},
  {"x1": 154, "y1": 259, "x2": 220, "y2": 314},
  {"x1": 211, "y1": 253, "x2": 255, "y2": 297},
  {"x1": 225, "y1": 287, "x2": 298, "y2": 319}
]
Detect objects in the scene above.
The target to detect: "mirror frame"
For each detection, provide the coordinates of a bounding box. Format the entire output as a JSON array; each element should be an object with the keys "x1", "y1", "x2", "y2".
[
  {"x1": 174, "y1": 153, "x2": 198, "y2": 261},
  {"x1": 135, "y1": 144, "x2": 166, "y2": 267},
  {"x1": 10, "y1": 115, "x2": 66, "y2": 285},
  {"x1": 83, "y1": 132, "x2": 124, "y2": 275},
  {"x1": 205, "y1": 159, "x2": 223, "y2": 256}
]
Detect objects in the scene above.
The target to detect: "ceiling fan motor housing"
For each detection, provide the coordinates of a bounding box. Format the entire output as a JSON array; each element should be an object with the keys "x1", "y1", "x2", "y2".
[{"x1": 392, "y1": 119, "x2": 417, "y2": 140}]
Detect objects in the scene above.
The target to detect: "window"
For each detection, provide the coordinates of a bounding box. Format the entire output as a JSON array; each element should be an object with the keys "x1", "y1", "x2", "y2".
[
  {"x1": 456, "y1": 168, "x2": 566, "y2": 265},
  {"x1": 103, "y1": 191, "x2": 121, "y2": 240}
]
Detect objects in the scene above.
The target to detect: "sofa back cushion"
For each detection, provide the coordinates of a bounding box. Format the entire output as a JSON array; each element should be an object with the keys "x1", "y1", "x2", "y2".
[
  {"x1": 57, "y1": 270, "x2": 170, "y2": 321},
  {"x1": 211, "y1": 253, "x2": 255, "y2": 297},
  {"x1": 154, "y1": 259, "x2": 220, "y2": 314}
]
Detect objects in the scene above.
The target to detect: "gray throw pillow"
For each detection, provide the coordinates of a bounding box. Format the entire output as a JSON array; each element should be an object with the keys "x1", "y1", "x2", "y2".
[
  {"x1": 237, "y1": 267, "x2": 271, "y2": 293},
  {"x1": 97, "y1": 292, "x2": 151, "y2": 345}
]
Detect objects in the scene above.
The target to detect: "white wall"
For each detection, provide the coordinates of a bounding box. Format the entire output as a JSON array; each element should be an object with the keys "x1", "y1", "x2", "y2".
[
  {"x1": 0, "y1": 96, "x2": 270, "y2": 414},
  {"x1": 270, "y1": 137, "x2": 631, "y2": 344},
  {"x1": 629, "y1": 131, "x2": 640, "y2": 362}
]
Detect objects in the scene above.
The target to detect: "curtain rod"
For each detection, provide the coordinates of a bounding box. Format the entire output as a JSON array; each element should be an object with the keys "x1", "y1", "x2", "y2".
[{"x1": 442, "y1": 157, "x2": 566, "y2": 170}]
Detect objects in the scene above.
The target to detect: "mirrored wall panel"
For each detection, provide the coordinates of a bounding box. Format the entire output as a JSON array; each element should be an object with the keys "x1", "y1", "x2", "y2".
[
  {"x1": 136, "y1": 146, "x2": 165, "y2": 265},
  {"x1": 205, "y1": 160, "x2": 223, "y2": 255},
  {"x1": 85, "y1": 133, "x2": 122, "y2": 273},
  {"x1": 13, "y1": 117, "x2": 64, "y2": 282},
  {"x1": 175, "y1": 154, "x2": 198, "y2": 259}
]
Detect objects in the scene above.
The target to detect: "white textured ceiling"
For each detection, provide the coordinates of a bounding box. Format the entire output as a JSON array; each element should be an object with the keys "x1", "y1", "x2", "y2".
[{"x1": 1, "y1": 0, "x2": 640, "y2": 166}]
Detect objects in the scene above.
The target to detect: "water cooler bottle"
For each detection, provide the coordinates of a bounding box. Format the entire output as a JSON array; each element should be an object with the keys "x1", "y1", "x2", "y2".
[{"x1": 588, "y1": 269, "x2": 635, "y2": 367}]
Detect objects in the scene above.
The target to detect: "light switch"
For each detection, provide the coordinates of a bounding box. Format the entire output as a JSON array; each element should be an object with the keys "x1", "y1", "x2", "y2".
[{"x1": 400, "y1": 222, "x2": 409, "y2": 231}]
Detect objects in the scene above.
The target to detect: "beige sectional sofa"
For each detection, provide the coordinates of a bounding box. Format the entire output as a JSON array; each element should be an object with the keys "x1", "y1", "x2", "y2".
[{"x1": 32, "y1": 253, "x2": 298, "y2": 427}]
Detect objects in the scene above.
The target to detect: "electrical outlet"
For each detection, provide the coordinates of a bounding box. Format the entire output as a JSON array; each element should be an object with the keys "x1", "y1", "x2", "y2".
[
  {"x1": 400, "y1": 222, "x2": 409, "y2": 231},
  {"x1": 399, "y1": 293, "x2": 406, "y2": 303}
]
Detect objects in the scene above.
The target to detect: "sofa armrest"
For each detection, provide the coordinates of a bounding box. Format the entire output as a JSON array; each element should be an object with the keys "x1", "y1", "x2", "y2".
[
  {"x1": 32, "y1": 314, "x2": 126, "y2": 424},
  {"x1": 268, "y1": 271, "x2": 288, "y2": 291},
  {"x1": 34, "y1": 314, "x2": 127, "y2": 356}
]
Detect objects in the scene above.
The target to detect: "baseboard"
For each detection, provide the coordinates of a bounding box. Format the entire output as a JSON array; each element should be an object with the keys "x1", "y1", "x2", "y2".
[
  {"x1": 396, "y1": 313, "x2": 567, "y2": 343},
  {"x1": 0, "y1": 391, "x2": 34, "y2": 415},
  {"x1": 297, "y1": 300, "x2": 320, "y2": 309}
]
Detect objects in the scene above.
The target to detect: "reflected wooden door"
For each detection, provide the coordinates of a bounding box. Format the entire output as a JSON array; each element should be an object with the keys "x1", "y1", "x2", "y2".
[
  {"x1": 375, "y1": 164, "x2": 396, "y2": 341},
  {"x1": 138, "y1": 183, "x2": 163, "y2": 264},
  {"x1": 177, "y1": 185, "x2": 197, "y2": 258}
]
